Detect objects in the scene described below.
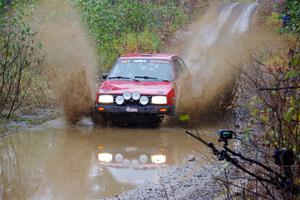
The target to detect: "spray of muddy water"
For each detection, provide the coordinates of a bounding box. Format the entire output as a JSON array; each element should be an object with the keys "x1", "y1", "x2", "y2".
[
  {"x1": 29, "y1": 0, "x2": 99, "y2": 123},
  {"x1": 176, "y1": 2, "x2": 282, "y2": 119},
  {"x1": 27, "y1": 1, "x2": 281, "y2": 124}
]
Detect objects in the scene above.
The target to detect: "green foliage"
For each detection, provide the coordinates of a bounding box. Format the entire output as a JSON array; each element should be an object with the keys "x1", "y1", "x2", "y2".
[
  {"x1": 74, "y1": 0, "x2": 188, "y2": 69},
  {"x1": 266, "y1": 12, "x2": 281, "y2": 29},
  {"x1": 0, "y1": 0, "x2": 8, "y2": 10},
  {"x1": 117, "y1": 30, "x2": 162, "y2": 55},
  {"x1": 282, "y1": 0, "x2": 300, "y2": 36}
]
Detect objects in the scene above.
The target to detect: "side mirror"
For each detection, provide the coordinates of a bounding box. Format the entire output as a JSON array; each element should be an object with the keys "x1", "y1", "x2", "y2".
[{"x1": 102, "y1": 73, "x2": 108, "y2": 80}]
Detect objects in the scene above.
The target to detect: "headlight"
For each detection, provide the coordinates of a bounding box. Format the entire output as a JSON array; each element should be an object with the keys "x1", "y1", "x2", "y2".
[
  {"x1": 98, "y1": 95, "x2": 114, "y2": 103},
  {"x1": 151, "y1": 96, "x2": 167, "y2": 105}
]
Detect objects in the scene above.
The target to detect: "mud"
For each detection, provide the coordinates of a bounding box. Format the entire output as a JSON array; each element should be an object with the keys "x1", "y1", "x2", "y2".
[
  {"x1": 0, "y1": 118, "x2": 229, "y2": 199},
  {"x1": 28, "y1": 0, "x2": 100, "y2": 123}
]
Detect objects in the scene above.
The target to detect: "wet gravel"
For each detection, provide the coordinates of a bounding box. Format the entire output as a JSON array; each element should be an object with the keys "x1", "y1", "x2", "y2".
[
  {"x1": 0, "y1": 108, "x2": 59, "y2": 136},
  {"x1": 108, "y1": 157, "x2": 223, "y2": 200}
]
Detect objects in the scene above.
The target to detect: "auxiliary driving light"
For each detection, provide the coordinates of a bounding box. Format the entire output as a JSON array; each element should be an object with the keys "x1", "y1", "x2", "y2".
[
  {"x1": 98, "y1": 95, "x2": 114, "y2": 104},
  {"x1": 123, "y1": 92, "x2": 131, "y2": 100},
  {"x1": 152, "y1": 96, "x2": 167, "y2": 105},
  {"x1": 140, "y1": 96, "x2": 149, "y2": 105},
  {"x1": 132, "y1": 92, "x2": 141, "y2": 100},
  {"x1": 115, "y1": 96, "x2": 124, "y2": 105},
  {"x1": 115, "y1": 153, "x2": 124, "y2": 163},
  {"x1": 139, "y1": 155, "x2": 148, "y2": 164}
]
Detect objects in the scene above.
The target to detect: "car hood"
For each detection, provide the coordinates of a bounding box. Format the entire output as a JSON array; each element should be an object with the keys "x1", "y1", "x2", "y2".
[{"x1": 99, "y1": 80, "x2": 174, "y2": 95}]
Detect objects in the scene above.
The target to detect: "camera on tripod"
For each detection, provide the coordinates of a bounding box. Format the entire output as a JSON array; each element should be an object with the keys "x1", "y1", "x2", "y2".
[{"x1": 218, "y1": 130, "x2": 236, "y2": 141}]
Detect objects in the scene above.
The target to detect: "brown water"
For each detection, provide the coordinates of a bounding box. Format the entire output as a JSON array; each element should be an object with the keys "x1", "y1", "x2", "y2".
[{"x1": 0, "y1": 118, "x2": 229, "y2": 199}]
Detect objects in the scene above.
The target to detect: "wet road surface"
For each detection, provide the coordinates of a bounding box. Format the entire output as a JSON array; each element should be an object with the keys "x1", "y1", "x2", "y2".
[{"x1": 0, "y1": 118, "x2": 230, "y2": 199}]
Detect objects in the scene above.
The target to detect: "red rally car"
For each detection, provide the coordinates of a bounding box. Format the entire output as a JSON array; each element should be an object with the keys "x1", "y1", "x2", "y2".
[{"x1": 94, "y1": 53, "x2": 190, "y2": 125}]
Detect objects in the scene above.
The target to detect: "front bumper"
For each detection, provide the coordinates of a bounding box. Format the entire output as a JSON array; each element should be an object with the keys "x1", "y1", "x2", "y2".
[{"x1": 96, "y1": 104, "x2": 174, "y2": 115}]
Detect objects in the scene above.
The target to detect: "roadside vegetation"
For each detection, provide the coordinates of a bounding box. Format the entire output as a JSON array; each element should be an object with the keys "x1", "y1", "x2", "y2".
[
  {"x1": 0, "y1": 1, "x2": 58, "y2": 133},
  {"x1": 0, "y1": 0, "x2": 42, "y2": 120},
  {"x1": 214, "y1": 1, "x2": 300, "y2": 199}
]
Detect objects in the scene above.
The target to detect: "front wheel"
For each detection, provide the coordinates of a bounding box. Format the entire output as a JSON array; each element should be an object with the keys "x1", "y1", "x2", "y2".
[
  {"x1": 149, "y1": 115, "x2": 163, "y2": 128},
  {"x1": 90, "y1": 111, "x2": 108, "y2": 126}
]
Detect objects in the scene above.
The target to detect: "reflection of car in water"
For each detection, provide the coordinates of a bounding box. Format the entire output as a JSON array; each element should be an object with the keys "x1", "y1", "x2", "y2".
[
  {"x1": 98, "y1": 146, "x2": 167, "y2": 169},
  {"x1": 96, "y1": 144, "x2": 170, "y2": 185},
  {"x1": 93, "y1": 53, "x2": 191, "y2": 126}
]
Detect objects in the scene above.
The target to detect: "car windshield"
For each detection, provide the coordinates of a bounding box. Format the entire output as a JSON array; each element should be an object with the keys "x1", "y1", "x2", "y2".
[{"x1": 108, "y1": 59, "x2": 173, "y2": 81}]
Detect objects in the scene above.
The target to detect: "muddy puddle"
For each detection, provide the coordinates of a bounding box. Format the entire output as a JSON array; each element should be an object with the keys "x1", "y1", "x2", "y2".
[{"x1": 0, "y1": 119, "x2": 229, "y2": 199}]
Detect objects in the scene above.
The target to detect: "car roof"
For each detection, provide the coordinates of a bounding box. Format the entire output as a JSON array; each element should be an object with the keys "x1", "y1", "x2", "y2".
[{"x1": 119, "y1": 53, "x2": 178, "y2": 60}]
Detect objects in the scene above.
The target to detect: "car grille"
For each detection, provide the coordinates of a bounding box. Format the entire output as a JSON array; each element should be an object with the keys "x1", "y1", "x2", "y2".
[{"x1": 113, "y1": 95, "x2": 152, "y2": 106}]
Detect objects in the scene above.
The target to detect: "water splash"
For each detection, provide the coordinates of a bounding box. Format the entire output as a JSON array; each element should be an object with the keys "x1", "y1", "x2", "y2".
[
  {"x1": 231, "y1": 3, "x2": 258, "y2": 33},
  {"x1": 28, "y1": 0, "x2": 100, "y2": 123},
  {"x1": 176, "y1": 3, "x2": 282, "y2": 121},
  {"x1": 199, "y1": 3, "x2": 239, "y2": 47}
]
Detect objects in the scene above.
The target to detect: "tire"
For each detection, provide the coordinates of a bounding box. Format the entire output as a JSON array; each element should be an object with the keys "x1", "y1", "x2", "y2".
[
  {"x1": 149, "y1": 115, "x2": 162, "y2": 128},
  {"x1": 90, "y1": 111, "x2": 108, "y2": 126}
]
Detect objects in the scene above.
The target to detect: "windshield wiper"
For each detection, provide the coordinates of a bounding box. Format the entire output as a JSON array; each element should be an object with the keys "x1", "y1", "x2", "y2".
[
  {"x1": 109, "y1": 76, "x2": 131, "y2": 80},
  {"x1": 109, "y1": 76, "x2": 139, "y2": 82},
  {"x1": 134, "y1": 76, "x2": 169, "y2": 82}
]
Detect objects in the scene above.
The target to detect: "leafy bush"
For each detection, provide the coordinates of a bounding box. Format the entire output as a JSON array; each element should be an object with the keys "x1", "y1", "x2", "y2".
[
  {"x1": 0, "y1": 0, "x2": 8, "y2": 10},
  {"x1": 74, "y1": 0, "x2": 189, "y2": 69},
  {"x1": 281, "y1": 0, "x2": 300, "y2": 36}
]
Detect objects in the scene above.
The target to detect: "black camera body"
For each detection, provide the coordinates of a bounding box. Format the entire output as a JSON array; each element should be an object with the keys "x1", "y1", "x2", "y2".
[
  {"x1": 218, "y1": 130, "x2": 235, "y2": 141},
  {"x1": 274, "y1": 148, "x2": 295, "y2": 166}
]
